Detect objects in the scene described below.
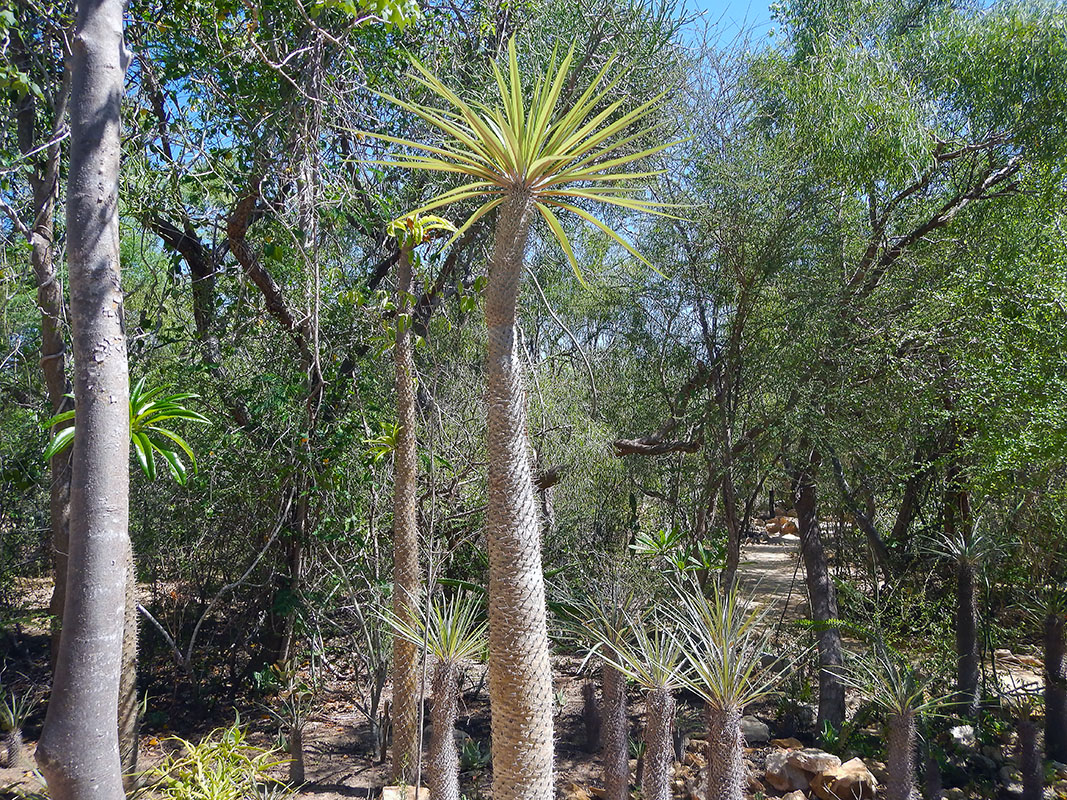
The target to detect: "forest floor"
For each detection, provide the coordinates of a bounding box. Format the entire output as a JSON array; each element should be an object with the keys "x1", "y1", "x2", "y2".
[{"x1": 1, "y1": 527, "x2": 1049, "y2": 799}]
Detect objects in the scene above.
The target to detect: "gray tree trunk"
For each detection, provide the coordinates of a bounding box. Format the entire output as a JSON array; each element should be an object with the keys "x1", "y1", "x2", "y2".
[
  {"x1": 35, "y1": 2, "x2": 131, "y2": 798},
  {"x1": 119, "y1": 542, "x2": 140, "y2": 787},
  {"x1": 484, "y1": 192, "x2": 555, "y2": 800},
  {"x1": 1018, "y1": 714, "x2": 1042, "y2": 800},
  {"x1": 290, "y1": 726, "x2": 306, "y2": 784},
  {"x1": 602, "y1": 662, "x2": 630, "y2": 800},
  {"x1": 706, "y1": 705, "x2": 745, "y2": 800},
  {"x1": 792, "y1": 461, "x2": 846, "y2": 729},
  {"x1": 886, "y1": 710, "x2": 918, "y2": 800},
  {"x1": 429, "y1": 660, "x2": 461, "y2": 800},
  {"x1": 392, "y1": 245, "x2": 422, "y2": 785},
  {"x1": 642, "y1": 688, "x2": 675, "y2": 800}
]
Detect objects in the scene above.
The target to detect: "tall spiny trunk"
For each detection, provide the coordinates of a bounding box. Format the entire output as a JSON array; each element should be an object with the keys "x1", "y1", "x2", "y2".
[
  {"x1": 792, "y1": 459, "x2": 846, "y2": 729},
  {"x1": 4, "y1": 729, "x2": 27, "y2": 769},
  {"x1": 484, "y1": 192, "x2": 555, "y2": 800},
  {"x1": 392, "y1": 244, "x2": 422, "y2": 785},
  {"x1": 603, "y1": 662, "x2": 630, "y2": 800},
  {"x1": 35, "y1": 3, "x2": 130, "y2": 797},
  {"x1": 642, "y1": 688, "x2": 675, "y2": 800},
  {"x1": 14, "y1": 23, "x2": 72, "y2": 670},
  {"x1": 886, "y1": 710, "x2": 917, "y2": 800},
  {"x1": 1045, "y1": 610, "x2": 1067, "y2": 762},
  {"x1": 946, "y1": 462, "x2": 978, "y2": 716},
  {"x1": 430, "y1": 660, "x2": 461, "y2": 800},
  {"x1": 706, "y1": 705, "x2": 745, "y2": 800},
  {"x1": 290, "y1": 726, "x2": 306, "y2": 784}
]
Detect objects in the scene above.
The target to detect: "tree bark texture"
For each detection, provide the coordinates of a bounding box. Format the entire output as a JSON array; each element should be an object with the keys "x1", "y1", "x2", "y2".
[
  {"x1": 602, "y1": 662, "x2": 630, "y2": 800},
  {"x1": 430, "y1": 660, "x2": 461, "y2": 800},
  {"x1": 35, "y1": 3, "x2": 130, "y2": 797},
  {"x1": 484, "y1": 192, "x2": 555, "y2": 800},
  {"x1": 14, "y1": 25, "x2": 73, "y2": 669},
  {"x1": 954, "y1": 559, "x2": 979, "y2": 715},
  {"x1": 4, "y1": 729, "x2": 27, "y2": 770},
  {"x1": 1018, "y1": 714, "x2": 1042, "y2": 800},
  {"x1": 886, "y1": 710, "x2": 917, "y2": 800},
  {"x1": 391, "y1": 245, "x2": 422, "y2": 785},
  {"x1": 1046, "y1": 611, "x2": 1067, "y2": 762},
  {"x1": 792, "y1": 463, "x2": 846, "y2": 729},
  {"x1": 706, "y1": 704, "x2": 745, "y2": 800},
  {"x1": 642, "y1": 689, "x2": 675, "y2": 800},
  {"x1": 290, "y1": 726, "x2": 306, "y2": 784}
]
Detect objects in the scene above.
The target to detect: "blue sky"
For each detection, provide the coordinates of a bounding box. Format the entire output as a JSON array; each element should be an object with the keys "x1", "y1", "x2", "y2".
[{"x1": 682, "y1": 0, "x2": 776, "y2": 44}]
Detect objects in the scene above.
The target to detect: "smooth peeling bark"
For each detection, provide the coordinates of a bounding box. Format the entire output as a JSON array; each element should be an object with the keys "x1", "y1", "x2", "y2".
[
  {"x1": 430, "y1": 660, "x2": 461, "y2": 800},
  {"x1": 642, "y1": 689, "x2": 676, "y2": 800},
  {"x1": 35, "y1": 2, "x2": 130, "y2": 798},
  {"x1": 793, "y1": 464, "x2": 846, "y2": 729},
  {"x1": 706, "y1": 705, "x2": 745, "y2": 800},
  {"x1": 484, "y1": 192, "x2": 555, "y2": 800},
  {"x1": 886, "y1": 710, "x2": 918, "y2": 800},
  {"x1": 602, "y1": 662, "x2": 630, "y2": 800},
  {"x1": 391, "y1": 244, "x2": 422, "y2": 785},
  {"x1": 1045, "y1": 611, "x2": 1067, "y2": 762}
]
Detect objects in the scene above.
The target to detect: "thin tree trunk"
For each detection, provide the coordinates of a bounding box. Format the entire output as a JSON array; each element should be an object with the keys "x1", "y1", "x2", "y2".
[
  {"x1": 119, "y1": 541, "x2": 140, "y2": 788},
  {"x1": 14, "y1": 22, "x2": 72, "y2": 671},
  {"x1": 4, "y1": 729, "x2": 27, "y2": 770},
  {"x1": 886, "y1": 710, "x2": 917, "y2": 800},
  {"x1": 484, "y1": 192, "x2": 554, "y2": 800},
  {"x1": 430, "y1": 660, "x2": 460, "y2": 800},
  {"x1": 1045, "y1": 610, "x2": 1067, "y2": 762},
  {"x1": 602, "y1": 662, "x2": 630, "y2": 800},
  {"x1": 792, "y1": 460, "x2": 846, "y2": 729},
  {"x1": 955, "y1": 558, "x2": 979, "y2": 715},
  {"x1": 35, "y1": 3, "x2": 130, "y2": 797},
  {"x1": 1018, "y1": 713, "x2": 1042, "y2": 800},
  {"x1": 290, "y1": 726, "x2": 306, "y2": 784},
  {"x1": 642, "y1": 688, "x2": 675, "y2": 800},
  {"x1": 392, "y1": 244, "x2": 422, "y2": 785},
  {"x1": 581, "y1": 680, "x2": 602, "y2": 752},
  {"x1": 706, "y1": 704, "x2": 745, "y2": 800}
]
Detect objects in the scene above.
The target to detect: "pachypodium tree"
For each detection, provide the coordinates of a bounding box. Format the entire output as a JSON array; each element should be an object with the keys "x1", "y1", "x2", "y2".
[
  {"x1": 369, "y1": 37, "x2": 677, "y2": 799},
  {"x1": 676, "y1": 585, "x2": 789, "y2": 800},
  {"x1": 589, "y1": 613, "x2": 686, "y2": 800},
  {"x1": 385, "y1": 213, "x2": 456, "y2": 784},
  {"x1": 387, "y1": 593, "x2": 488, "y2": 800},
  {"x1": 34, "y1": 0, "x2": 130, "y2": 796}
]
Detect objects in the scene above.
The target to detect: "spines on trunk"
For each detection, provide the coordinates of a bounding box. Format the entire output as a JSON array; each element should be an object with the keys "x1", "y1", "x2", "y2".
[
  {"x1": 602, "y1": 662, "x2": 630, "y2": 800},
  {"x1": 1045, "y1": 611, "x2": 1067, "y2": 762},
  {"x1": 706, "y1": 705, "x2": 745, "y2": 800},
  {"x1": 290, "y1": 726, "x2": 306, "y2": 784},
  {"x1": 119, "y1": 540, "x2": 140, "y2": 790},
  {"x1": 955, "y1": 559, "x2": 979, "y2": 715},
  {"x1": 886, "y1": 710, "x2": 918, "y2": 800},
  {"x1": 484, "y1": 192, "x2": 555, "y2": 800},
  {"x1": 430, "y1": 660, "x2": 461, "y2": 800},
  {"x1": 642, "y1": 688, "x2": 676, "y2": 800},
  {"x1": 392, "y1": 244, "x2": 422, "y2": 786},
  {"x1": 1018, "y1": 713, "x2": 1043, "y2": 800}
]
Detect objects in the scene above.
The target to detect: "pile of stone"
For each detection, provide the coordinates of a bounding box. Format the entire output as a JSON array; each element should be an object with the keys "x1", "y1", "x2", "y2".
[{"x1": 764, "y1": 738, "x2": 878, "y2": 800}]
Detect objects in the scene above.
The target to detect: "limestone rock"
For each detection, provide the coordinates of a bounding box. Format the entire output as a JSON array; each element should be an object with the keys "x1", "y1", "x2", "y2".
[
  {"x1": 382, "y1": 788, "x2": 430, "y2": 800},
  {"x1": 766, "y1": 749, "x2": 813, "y2": 792},
  {"x1": 772, "y1": 737, "x2": 806, "y2": 750},
  {"x1": 810, "y1": 757, "x2": 878, "y2": 800},
  {"x1": 787, "y1": 748, "x2": 842, "y2": 774},
  {"x1": 782, "y1": 792, "x2": 808, "y2": 800},
  {"x1": 741, "y1": 715, "x2": 771, "y2": 744}
]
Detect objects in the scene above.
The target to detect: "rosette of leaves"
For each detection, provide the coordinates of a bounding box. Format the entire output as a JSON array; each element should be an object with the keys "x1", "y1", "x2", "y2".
[{"x1": 43, "y1": 378, "x2": 210, "y2": 485}]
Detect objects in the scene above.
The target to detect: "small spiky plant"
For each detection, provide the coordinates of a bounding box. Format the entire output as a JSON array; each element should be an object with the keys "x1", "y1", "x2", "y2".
[
  {"x1": 366, "y1": 39, "x2": 678, "y2": 799},
  {"x1": 673, "y1": 585, "x2": 793, "y2": 800},
  {"x1": 588, "y1": 613, "x2": 687, "y2": 800},
  {"x1": 999, "y1": 677, "x2": 1045, "y2": 800},
  {"x1": 836, "y1": 644, "x2": 943, "y2": 800},
  {"x1": 386, "y1": 592, "x2": 488, "y2": 800},
  {"x1": 0, "y1": 687, "x2": 39, "y2": 769},
  {"x1": 260, "y1": 663, "x2": 315, "y2": 785}
]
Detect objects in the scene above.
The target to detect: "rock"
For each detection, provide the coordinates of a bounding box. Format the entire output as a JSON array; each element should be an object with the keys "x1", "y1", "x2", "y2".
[
  {"x1": 949, "y1": 724, "x2": 976, "y2": 750},
  {"x1": 1000, "y1": 765, "x2": 1022, "y2": 785},
  {"x1": 979, "y1": 743, "x2": 1003, "y2": 764},
  {"x1": 765, "y1": 749, "x2": 814, "y2": 792},
  {"x1": 382, "y1": 788, "x2": 430, "y2": 800},
  {"x1": 787, "y1": 748, "x2": 842, "y2": 774},
  {"x1": 1051, "y1": 760, "x2": 1067, "y2": 780},
  {"x1": 865, "y1": 759, "x2": 888, "y2": 783},
  {"x1": 782, "y1": 792, "x2": 808, "y2": 800},
  {"x1": 781, "y1": 533, "x2": 801, "y2": 543},
  {"x1": 773, "y1": 737, "x2": 806, "y2": 750},
  {"x1": 942, "y1": 789, "x2": 966, "y2": 800},
  {"x1": 782, "y1": 520, "x2": 799, "y2": 535},
  {"x1": 741, "y1": 715, "x2": 771, "y2": 744},
  {"x1": 810, "y1": 757, "x2": 878, "y2": 800}
]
